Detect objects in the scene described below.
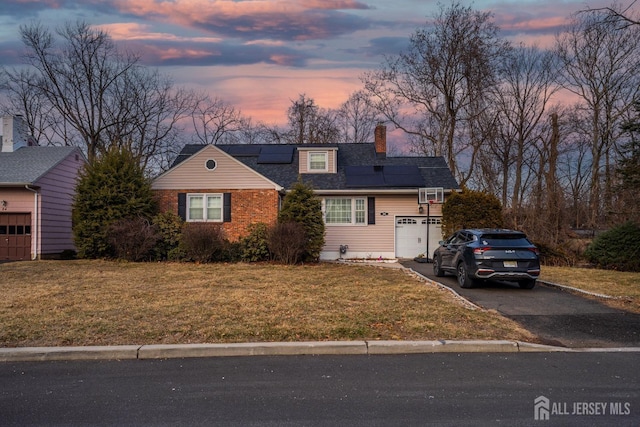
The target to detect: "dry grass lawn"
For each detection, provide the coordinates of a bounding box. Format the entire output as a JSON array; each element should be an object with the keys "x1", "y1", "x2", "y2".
[
  {"x1": 0, "y1": 260, "x2": 537, "y2": 347},
  {"x1": 540, "y1": 266, "x2": 640, "y2": 313}
]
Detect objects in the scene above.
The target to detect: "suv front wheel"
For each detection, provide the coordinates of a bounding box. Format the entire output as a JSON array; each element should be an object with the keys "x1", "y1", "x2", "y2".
[
  {"x1": 457, "y1": 262, "x2": 476, "y2": 289},
  {"x1": 433, "y1": 256, "x2": 445, "y2": 277}
]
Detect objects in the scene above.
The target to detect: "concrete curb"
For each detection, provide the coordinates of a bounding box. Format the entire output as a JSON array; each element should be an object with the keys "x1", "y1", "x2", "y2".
[
  {"x1": 0, "y1": 345, "x2": 141, "y2": 362},
  {"x1": 138, "y1": 341, "x2": 367, "y2": 359},
  {"x1": 3, "y1": 340, "x2": 639, "y2": 362},
  {"x1": 537, "y1": 280, "x2": 625, "y2": 300}
]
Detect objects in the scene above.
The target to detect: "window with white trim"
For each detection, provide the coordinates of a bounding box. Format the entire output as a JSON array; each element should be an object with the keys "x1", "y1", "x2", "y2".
[
  {"x1": 308, "y1": 151, "x2": 328, "y2": 171},
  {"x1": 187, "y1": 194, "x2": 223, "y2": 222},
  {"x1": 325, "y1": 197, "x2": 366, "y2": 225}
]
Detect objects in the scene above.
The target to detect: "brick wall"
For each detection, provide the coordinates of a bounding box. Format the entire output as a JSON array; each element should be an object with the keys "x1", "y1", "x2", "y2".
[{"x1": 154, "y1": 188, "x2": 280, "y2": 241}]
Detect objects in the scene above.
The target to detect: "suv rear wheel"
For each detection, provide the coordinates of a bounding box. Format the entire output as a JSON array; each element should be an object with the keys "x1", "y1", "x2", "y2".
[
  {"x1": 457, "y1": 262, "x2": 476, "y2": 289},
  {"x1": 518, "y1": 279, "x2": 536, "y2": 289}
]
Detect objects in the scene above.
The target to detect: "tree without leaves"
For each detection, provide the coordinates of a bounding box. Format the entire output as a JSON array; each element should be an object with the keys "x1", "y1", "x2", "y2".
[
  {"x1": 285, "y1": 94, "x2": 340, "y2": 144},
  {"x1": 190, "y1": 94, "x2": 246, "y2": 145},
  {"x1": 489, "y1": 45, "x2": 560, "y2": 212},
  {"x1": 2, "y1": 21, "x2": 194, "y2": 170},
  {"x1": 361, "y1": 2, "x2": 510, "y2": 185},
  {"x1": 555, "y1": 6, "x2": 640, "y2": 228},
  {"x1": 337, "y1": 90, "x2": 379, "y2": 144}
]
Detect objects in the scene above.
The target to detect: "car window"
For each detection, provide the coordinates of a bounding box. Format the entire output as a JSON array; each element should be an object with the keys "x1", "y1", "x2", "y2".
[{"x1": 479, "y1": 234, "x2": 531, "y2": 246}]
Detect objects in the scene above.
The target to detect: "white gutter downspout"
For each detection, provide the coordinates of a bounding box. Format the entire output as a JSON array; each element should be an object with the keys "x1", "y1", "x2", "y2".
[{"x1": 24, "y1": 185, "x2": 39, "y2": 260}]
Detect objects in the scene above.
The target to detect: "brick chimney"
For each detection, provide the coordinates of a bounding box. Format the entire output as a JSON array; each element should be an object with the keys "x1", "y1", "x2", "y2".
[{"x1": 374, "y1": 124, "x2": 386, "y2": 159}]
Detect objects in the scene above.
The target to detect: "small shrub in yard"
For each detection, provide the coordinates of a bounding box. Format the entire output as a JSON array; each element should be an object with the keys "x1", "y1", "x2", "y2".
[
  {"x1": 179, "y1": 223, "x2": 227, "y2": 263},
  {"x1": 108, "y1": 217, "x2": 159, "y2": 261},
  {"x1": 584, "y1": 221, "x2": 640, "y2": 272},
  {"x1": 152, "y1": 211, "x2": 184, "y2": 260},
  {"x1": 240, "y1": 222, "x2": 270, "y2": 262},
  {"x1": 268, "y1": 221, "x2": 306, "y2": 264},
  {"x1": 278, "y1": 179, "x2": 325, "y2": 261}
]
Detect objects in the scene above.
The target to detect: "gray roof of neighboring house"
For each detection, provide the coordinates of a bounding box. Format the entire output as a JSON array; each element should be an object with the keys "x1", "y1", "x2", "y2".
[
  {"x1": 171, "y1": 143, "x2": 460, "y2": 191},
  {"x1": 0, "y1": 146, "x2": 81, "y2": 185}
]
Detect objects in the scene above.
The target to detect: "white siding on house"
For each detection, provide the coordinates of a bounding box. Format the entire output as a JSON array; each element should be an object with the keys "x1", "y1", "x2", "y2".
[
  {"x1": 153, "y1": 145, "x2": 281, "y2": 190},
  {"x1": 320, "y1": 194, "x2": 444, "y2": 260}
]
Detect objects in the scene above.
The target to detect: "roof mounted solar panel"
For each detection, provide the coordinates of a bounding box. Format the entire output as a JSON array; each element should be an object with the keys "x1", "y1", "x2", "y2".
[
  {"x1": 222, "y1": 145, "x2": 262, "y2": 157},
  {"x1": 345, "y1": 166, "x2": 385, "y2": 187},
  {"x1": 257, "y1": 145, "x2": 295, "y2": 164},
  {"x1": 382, "y1": 165, "x2": 425, "y2": 187}
]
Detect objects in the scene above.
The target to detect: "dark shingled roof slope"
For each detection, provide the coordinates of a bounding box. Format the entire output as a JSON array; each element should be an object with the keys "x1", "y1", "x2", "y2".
[
  {"x1": 171, "y1": 143, "x2": 460, "y2": 191},
  {"x1": 0, "y1": 146, "x2": 80, "y2": 185}
]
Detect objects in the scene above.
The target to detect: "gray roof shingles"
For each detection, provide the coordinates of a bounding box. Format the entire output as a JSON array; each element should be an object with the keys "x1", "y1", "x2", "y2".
[
  {"x1": 0, "y1": 146, "x2": 79, "y2": 185},
  {"x1": 172, "y1": 143, "x2": 460, "y2": 191}
]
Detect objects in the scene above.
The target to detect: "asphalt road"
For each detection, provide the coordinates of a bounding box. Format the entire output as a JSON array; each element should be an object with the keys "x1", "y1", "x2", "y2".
[
  {"x1": 1, "y1": 353, "x2": 638, "y2": 426},
  {"x1": 402, "y1": 260, "x2": 640, "y2": 348}
]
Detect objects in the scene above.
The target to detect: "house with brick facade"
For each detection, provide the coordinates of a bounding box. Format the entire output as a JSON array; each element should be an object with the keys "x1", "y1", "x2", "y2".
[
  {"x1": 0, "y1": 116, "x2": 86, "y2": 261},
  {"x1": 152, "y1": 125, "x2": 460, "y2": 260}
]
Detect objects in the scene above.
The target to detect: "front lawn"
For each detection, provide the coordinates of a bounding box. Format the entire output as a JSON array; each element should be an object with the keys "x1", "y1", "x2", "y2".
[{"x1": 0, "y1": 260, "x2": 536, "y2": 347}]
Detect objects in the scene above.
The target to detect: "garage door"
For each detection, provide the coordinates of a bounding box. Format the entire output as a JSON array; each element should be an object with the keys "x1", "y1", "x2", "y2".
[
  {"x1": 0, "y1": 213, "x2": 32, "y2": 261},
  {"x1": 395, "y1": 216, "x2": 442, "y2": 259}
]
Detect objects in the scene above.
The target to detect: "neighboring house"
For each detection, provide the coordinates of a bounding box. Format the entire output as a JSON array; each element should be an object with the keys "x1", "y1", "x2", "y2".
[
  {"x1": 0, "y1": 116, "x2": 85, "y2": 261},
  {"x1": 152, "y1": 125, "x2": 460, "y2": 260}
]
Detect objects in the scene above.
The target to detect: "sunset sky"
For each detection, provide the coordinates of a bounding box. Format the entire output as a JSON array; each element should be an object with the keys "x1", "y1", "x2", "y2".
[{"x1": 0, "y1": 0, "x2": 637, "y2": 127}]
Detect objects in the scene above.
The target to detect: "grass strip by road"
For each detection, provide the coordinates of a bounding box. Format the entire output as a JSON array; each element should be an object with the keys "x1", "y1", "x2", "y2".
[
  {"x1": 540, "y1": 266, "x2": 640, "y2": 313},
  {"x1": 0, "y1": 260, "x2": 536, "y2": 348}
]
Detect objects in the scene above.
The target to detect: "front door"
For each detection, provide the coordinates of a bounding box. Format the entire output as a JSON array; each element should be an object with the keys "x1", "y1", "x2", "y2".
[{"x1": 0, "y1": 213, "x2": 32, "y2": 261}]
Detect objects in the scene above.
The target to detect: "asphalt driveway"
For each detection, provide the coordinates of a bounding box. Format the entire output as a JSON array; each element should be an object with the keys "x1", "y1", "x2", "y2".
[{"x1": 401, "y1": 260, "x2": 640, "y2": 348}]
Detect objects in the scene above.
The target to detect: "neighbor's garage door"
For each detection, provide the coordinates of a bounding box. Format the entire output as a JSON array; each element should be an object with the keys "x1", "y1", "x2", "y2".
[
  {"x1": 395, "y1": 216, "x2": 442, "y2": 259},
  {"x1": 0, "y1": 213, "x2": 32, "y2": 261}
]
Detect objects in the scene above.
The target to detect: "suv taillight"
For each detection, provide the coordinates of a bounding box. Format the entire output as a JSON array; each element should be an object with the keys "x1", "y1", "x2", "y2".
[{"x1": 473, "y1": 247, "x2": 491, "y2": 255}]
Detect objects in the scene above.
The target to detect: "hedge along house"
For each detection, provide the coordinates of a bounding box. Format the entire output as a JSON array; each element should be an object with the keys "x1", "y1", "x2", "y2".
[
  {"x1": 0, "y1": 116, "x2": 86, "y2": 261},
  {"x1": 152, "y1": 125, "x2": 460, "y2": 260}
]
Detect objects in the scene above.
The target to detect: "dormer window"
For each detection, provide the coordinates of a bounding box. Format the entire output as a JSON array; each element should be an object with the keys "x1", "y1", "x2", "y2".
[
  {"x1": 308, "y1": 151, "x2": 328, "y2": 172},
  {"x1": 298, "y1": 146, "x2": 337, "y2": 174}
]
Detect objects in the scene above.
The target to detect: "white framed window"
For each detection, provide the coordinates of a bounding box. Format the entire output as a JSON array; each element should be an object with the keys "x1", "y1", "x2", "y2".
[
  {"x1": 325, "y1": 197, "x2": 367, "y2": 225},
  {"x1": 308, "y1": 151, "x2": 328, "y2": 172},
  {"x1": 187, "y1": 194, "x2": 222, "y2": 222}
]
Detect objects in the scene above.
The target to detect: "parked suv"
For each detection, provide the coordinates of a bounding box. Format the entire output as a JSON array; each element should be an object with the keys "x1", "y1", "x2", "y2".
[{"x1": 432, "y1": 229, "x2": 540, "y2": 289}]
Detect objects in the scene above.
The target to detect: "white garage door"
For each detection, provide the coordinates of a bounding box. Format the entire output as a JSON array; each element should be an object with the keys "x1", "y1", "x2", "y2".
[{"x1": 395, "y1": 217, "x2": 442, "y2": 259}]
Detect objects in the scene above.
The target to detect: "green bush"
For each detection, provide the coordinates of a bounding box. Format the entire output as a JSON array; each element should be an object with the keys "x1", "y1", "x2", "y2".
[
  {"x1": 278, "y1": 179, "x2": 325, "y2": 262},
  {"x1": 72, "y1": 147, "x2": 156, "y2": 258},
  {"x1": 152, "y1": 211, "x2": 184, "y2": 260},
  {"x1": 240, "y1": 222, "x2": 271, "y2": 262},
  {"x1": 584, "y1": 221, "x2": 640, "y2": 271},
  {"x1": 441, "y1": 189, "x2": 504, "y2": 237}
]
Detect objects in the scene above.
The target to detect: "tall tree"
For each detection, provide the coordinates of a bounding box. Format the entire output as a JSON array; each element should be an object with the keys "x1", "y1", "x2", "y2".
[
  {"x1": 285, "y1": 94, "x2": 340, "y2": 144},
  {"x1": 190, "y1": 94, "x2": 246, "y2": 145},
  {"x1": 362, "y1": 2, "x2": 510, "y2": 185},
  {"x1": 555, "y1": 5, "x2": 640, "y2": 227},
  {"x1": 2, "y1": 21, "x2": 193, "y2": 169},
  {"x1": 489, "y1": 44, "x2": 559, "y2": 211},
  {"x1": 337, "y1": 90, "x2": 379, "y2": 144}
]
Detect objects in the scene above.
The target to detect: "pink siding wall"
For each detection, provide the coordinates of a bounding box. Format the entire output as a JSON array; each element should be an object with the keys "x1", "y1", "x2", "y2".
[
  {"x1": 0, "y1": 188, "x2": 37, "y2": 258},
  {"x1": 35, "y1": 151, "x2": 84, "y2": 255}
]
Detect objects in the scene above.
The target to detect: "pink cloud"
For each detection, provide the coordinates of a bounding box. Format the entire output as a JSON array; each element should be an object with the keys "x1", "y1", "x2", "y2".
[{"x1": 110, "y1": 0, "x2": 369, "y2": 41}]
